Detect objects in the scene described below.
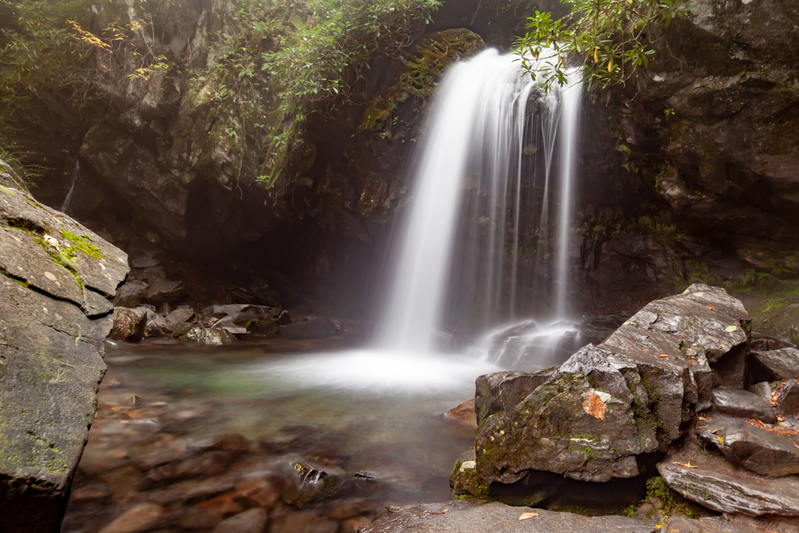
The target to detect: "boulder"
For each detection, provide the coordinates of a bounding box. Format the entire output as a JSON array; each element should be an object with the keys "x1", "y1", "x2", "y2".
[
  {"x1": 658, "y1": 451, "x2": 799, "y2": 516},
  {"x1": 164, "y1": 307, "x2": 195, "y2": 332},
  {"x1": 143, "y1": 277, "x2": 184, "y2": 306},
  {"x1": 360, "y1": 501, "x2": 657, "y2": 533},
  {"x1": 97, "y1": 503, "x2": 171, "y2": 533},
  {"x1": 0, "y1": 166, "x2": 128, "y2": 532},
  {"x1": 777, "y1": 380, "x2": 799, "y2": 417},
  {"x1": 279, "y1": 318, "x2": 339, "y2": 340},
  {"x1": 247, "y1": 318, "x2": 278, "y2": 338},
  {"x1": 141, "y1": 307, "x2": 167, "y2": 337},
  {"x1": 474, "y1": 285, "x2": 749, "y2": 485},
  {"x1": 109, "y1": 307, "x2": 147, "y2": 342},
  {"x1": 180, "y1": 326, "x2": 233, "y2": 346},
  {"x1": 113, "y1": 280, "x2": 147, "y2": 308},
  {"x1": 749, "y1": 348, "x2": 799, "y2": 382},
  {"x1": 712, "y1": 389, "x2": 776, "y2": 424},
  {"x1": 697, "y1": 416, "x2": 799, "y2": 477}
]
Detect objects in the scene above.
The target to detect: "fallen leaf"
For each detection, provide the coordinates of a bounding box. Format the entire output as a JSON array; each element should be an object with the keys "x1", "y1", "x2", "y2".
[
  {"x1": 673, "y1": 461, "x2": 697, "y2": 469},
  {"x1": 658, "y1": 354, "x2": 670, "y2": 358},
  {"x1": 725, "y1": 325, "x2": 737, "y2": 332},
  {"x1": 717, "y1": 435, "x2": 724, "y2": 444},
  {"x1": 706, "y1": 305, "x2": 715, "y2": 310},
  {"x1": 518, "y1": 512, "x2": 539, "y2": 521},
  {"x1": 777, "y1": 415, "x2": 786, "y2": 422}
]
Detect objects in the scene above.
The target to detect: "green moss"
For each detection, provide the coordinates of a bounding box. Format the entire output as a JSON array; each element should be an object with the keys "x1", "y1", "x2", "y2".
[
  {"x1": 641, "y1": 476, "x2": 704, "y2": 518},
  {"x1": 60, "y1": 231, "x2": 102, "y2": 260}
]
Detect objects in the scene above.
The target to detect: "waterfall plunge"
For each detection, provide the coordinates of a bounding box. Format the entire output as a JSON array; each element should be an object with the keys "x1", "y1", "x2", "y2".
[{"x1": 376, "y1": 49, "x2": 582, "y2": 354}]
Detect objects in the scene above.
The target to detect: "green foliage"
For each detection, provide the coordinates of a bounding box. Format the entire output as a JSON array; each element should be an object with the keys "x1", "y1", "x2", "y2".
[
  {"x1": 1, "y1": 0, "x2": 440, "y2": 190},
  {"x1": 188, "y1": 0, "x2": 441, "y2": 187},
  {"x1": 515, "y1": 0, "x2": 689, "y2": 92}
]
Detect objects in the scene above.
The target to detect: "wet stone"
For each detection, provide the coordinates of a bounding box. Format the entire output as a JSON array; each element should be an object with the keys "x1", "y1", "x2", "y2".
[
  {"x1": 749, "y1": 348, "x2": 799, "y2": 382},
  {"x1": 134, "y1": 447, "x2": 191, "y2": 471},
  {"x1": 147, "y1": 451, "x2": 235, "y2": 483},
  {"x1": 98, "y1": 503, "x2": 171, "y2": 533},
  {"x1": 269, "y1": 510, "x2": 338, "y2": 533},
  {"x1": 698, "y1": 416, "x2": 799, "y2": 477},
  {"x1": 164, "y1": 308, "x2": 195, "y2": 332},
  {"x1": 110, "y1": 307, "x2": 147, "y2": 342},
  {"x1": 712, "y1": 388, "x2": 776, "y2": 423},
  {"x1": 747, "y1": 381, "x2": 773, "y2": 400},
  {"x1": 777, "y1": 380, "x2": 799, "y2": 417},
  {"x1": 211, "y1": 507, "x2": 267, "y2": 533},
  {"x1": 179, "y1": 507, "x2": 223, "y2": 530},
  {"x1": 658, "y1": 451, "x2": 799, "y2": 516},
  {"x1": 187, "y1": 433, "x2": 250, "y2": 453}
]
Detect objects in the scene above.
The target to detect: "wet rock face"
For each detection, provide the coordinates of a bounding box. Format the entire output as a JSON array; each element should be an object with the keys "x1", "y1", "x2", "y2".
[
  {"x1": 698, "y1": 416, "x2": 799, "y2": 477},
  {"x1": 657, "y1": 452, "x2": 799, "y2": 517},
  {"x1": 0, "y1": 162, "x2": 128, "y2": 532},
  {"x1": 626, "y1": 0, "x2": 799, "y2": 266},
  {"x1": 474, "y1": 284, "x2": 749, "y2": 484}
]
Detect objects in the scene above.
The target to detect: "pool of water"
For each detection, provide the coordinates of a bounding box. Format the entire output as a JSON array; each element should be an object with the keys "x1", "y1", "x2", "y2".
[{"x1": 62, "y1": 336, "x2": 502, "y2": 533}]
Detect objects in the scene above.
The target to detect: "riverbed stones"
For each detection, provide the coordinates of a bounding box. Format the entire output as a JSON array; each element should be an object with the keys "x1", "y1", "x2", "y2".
[
  {"x1": 473, "y1": 285, "x2": 750, "y2": 485},
  {"x1": 711, "y1": 389, "x2": 776, "y2": 423},
  {"x1": 697, "y1": 416, "x2": 799, "y2": 477},
  {"x1": 110, "y1": 307, "x2": 147, "y2": 342},
  {"x1": 657, "y1": 452, "x2": 799, "y2": 516},
  {"x1": 180, "y1": 326, "x2": 233, "y2": 345},
  {"x1": 210, "y1": 507, "x2": 267, "y2": 533},
  {"x1": 360, "y1": 500, "x2": 657, "y2": 533},
  {"x1": 0, "y1": 167, "x2": 128, "y2": 533}
]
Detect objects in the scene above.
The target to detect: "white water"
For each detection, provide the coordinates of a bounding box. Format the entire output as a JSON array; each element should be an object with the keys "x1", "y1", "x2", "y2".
[
  {"x1": 262, "y1": 50, "x2": 582, "y2": 392},
  {"x1": 377, "y1": 49, "x2": 583, "y2": 354},
  {"x1": 61, "y1": 160, "x2": 80, "y2": 214}
]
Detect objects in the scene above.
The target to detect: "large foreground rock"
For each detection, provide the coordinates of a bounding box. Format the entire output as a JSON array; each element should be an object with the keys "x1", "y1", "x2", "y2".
[
  {"x1": 360, "y1": 501, "x2": 657, "y2": 533},
  {"x1": 474, "y1": 285, "x2": 749, "y2": 485},
  {"x1": 658, "y1": 451, "x2": 799, "y2": 516},
  {"x1": 0, "y1": 165, "x2": 128, "y2": 532}
]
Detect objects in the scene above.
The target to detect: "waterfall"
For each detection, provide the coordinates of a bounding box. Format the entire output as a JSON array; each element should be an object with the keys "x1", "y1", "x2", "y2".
[
  {"x1": 376, "y1": 49, "x2": 583, "y2": 354},
  {"x1": 61, "y1": 160, "x2": 80, "y2": 214}
]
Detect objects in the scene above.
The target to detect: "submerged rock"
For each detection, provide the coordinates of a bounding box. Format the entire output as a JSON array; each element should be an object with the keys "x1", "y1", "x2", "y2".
[
  {"x1": 473, "y1": 285, "x2": 749, "y2": 485},
  {"x1": 360, "y1": 500, "x2": 657, "y2": 533},
  {"x1": 0, "y1": 164, "x2": 128, "y2": 532}
]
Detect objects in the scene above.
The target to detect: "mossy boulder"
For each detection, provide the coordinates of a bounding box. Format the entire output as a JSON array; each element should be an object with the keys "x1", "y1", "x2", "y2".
[
  {"x1": 472, "y1": 285, "x2": 750, "y2": 485},
  {"x1": 109, "y1": 307, "x2": 147, "y2": 342},
  {"x1": 0, "y1": 160, "x2": 128, "y2": 532}
]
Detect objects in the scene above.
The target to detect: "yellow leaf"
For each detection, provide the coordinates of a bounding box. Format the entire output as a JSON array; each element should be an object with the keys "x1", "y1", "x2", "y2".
[
  {"x1": 718, "y1": 435, "x2": 724, "y2": 444},
  {"x1": 725, "y1": 325, "x2": 737, "y2": 332},
  {"x1": 594, "y1": 48, "x2": 599, "y2": 63},
  {"x1": 518, "y1": 512, "x2": 539, "y2": 521},
  {"x1": 608, "y1": 61, "x2": 613, "y2": 73}
]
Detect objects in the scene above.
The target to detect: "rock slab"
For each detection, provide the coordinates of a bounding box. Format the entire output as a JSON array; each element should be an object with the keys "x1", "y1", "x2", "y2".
[
  {"x1": 0, "y1": 164, "x2": 129, "y2": 532},
  {"x1": 360, "y1": 501, "x2": 657, "y2": 533}
]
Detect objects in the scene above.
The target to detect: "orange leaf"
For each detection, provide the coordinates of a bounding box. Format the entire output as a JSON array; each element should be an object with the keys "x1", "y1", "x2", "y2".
[
  {"x1": 658, "y1": 354, "x2": 669, "y2": 358},
  {"x1": 673, "y1": 461, "x2": 697, "y2": 469}
]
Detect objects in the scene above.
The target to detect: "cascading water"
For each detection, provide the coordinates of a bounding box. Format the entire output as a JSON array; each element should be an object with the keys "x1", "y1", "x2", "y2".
[
  {"x1": 61, "y1": 160, "x2": 80, "y2": 214},
  {"x1": 376, "y1": 48, "x2": 583, "y2": 361},
  {"x1": 261, "y1": 48, "x2": 583, "y2": 391}
]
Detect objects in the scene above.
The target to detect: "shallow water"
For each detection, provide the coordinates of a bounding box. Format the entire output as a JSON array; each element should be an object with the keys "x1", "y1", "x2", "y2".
[{"x1": 62, "y1": 337, "x2": 501, "y2": 532}]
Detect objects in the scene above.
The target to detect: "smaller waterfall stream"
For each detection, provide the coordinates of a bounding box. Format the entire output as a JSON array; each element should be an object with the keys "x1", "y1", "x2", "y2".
[{"x1": 61, "y1": 160, "x2": 80, "y2": 214}]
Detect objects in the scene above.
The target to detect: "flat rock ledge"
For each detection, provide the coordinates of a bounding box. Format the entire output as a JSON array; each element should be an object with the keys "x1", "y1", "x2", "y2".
[
  {"x1": 0, "y1": 162, "x2": 128, "y2": 532},
  {"x1": 361, "y1": 501, "x2": 657, "y2": 533},
  {"x1": 472, "y1": 284, "x2": 749, "y2": 485},
  {"x1": 658, "y1": 451, "x2": 799, "y2": 516}
]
